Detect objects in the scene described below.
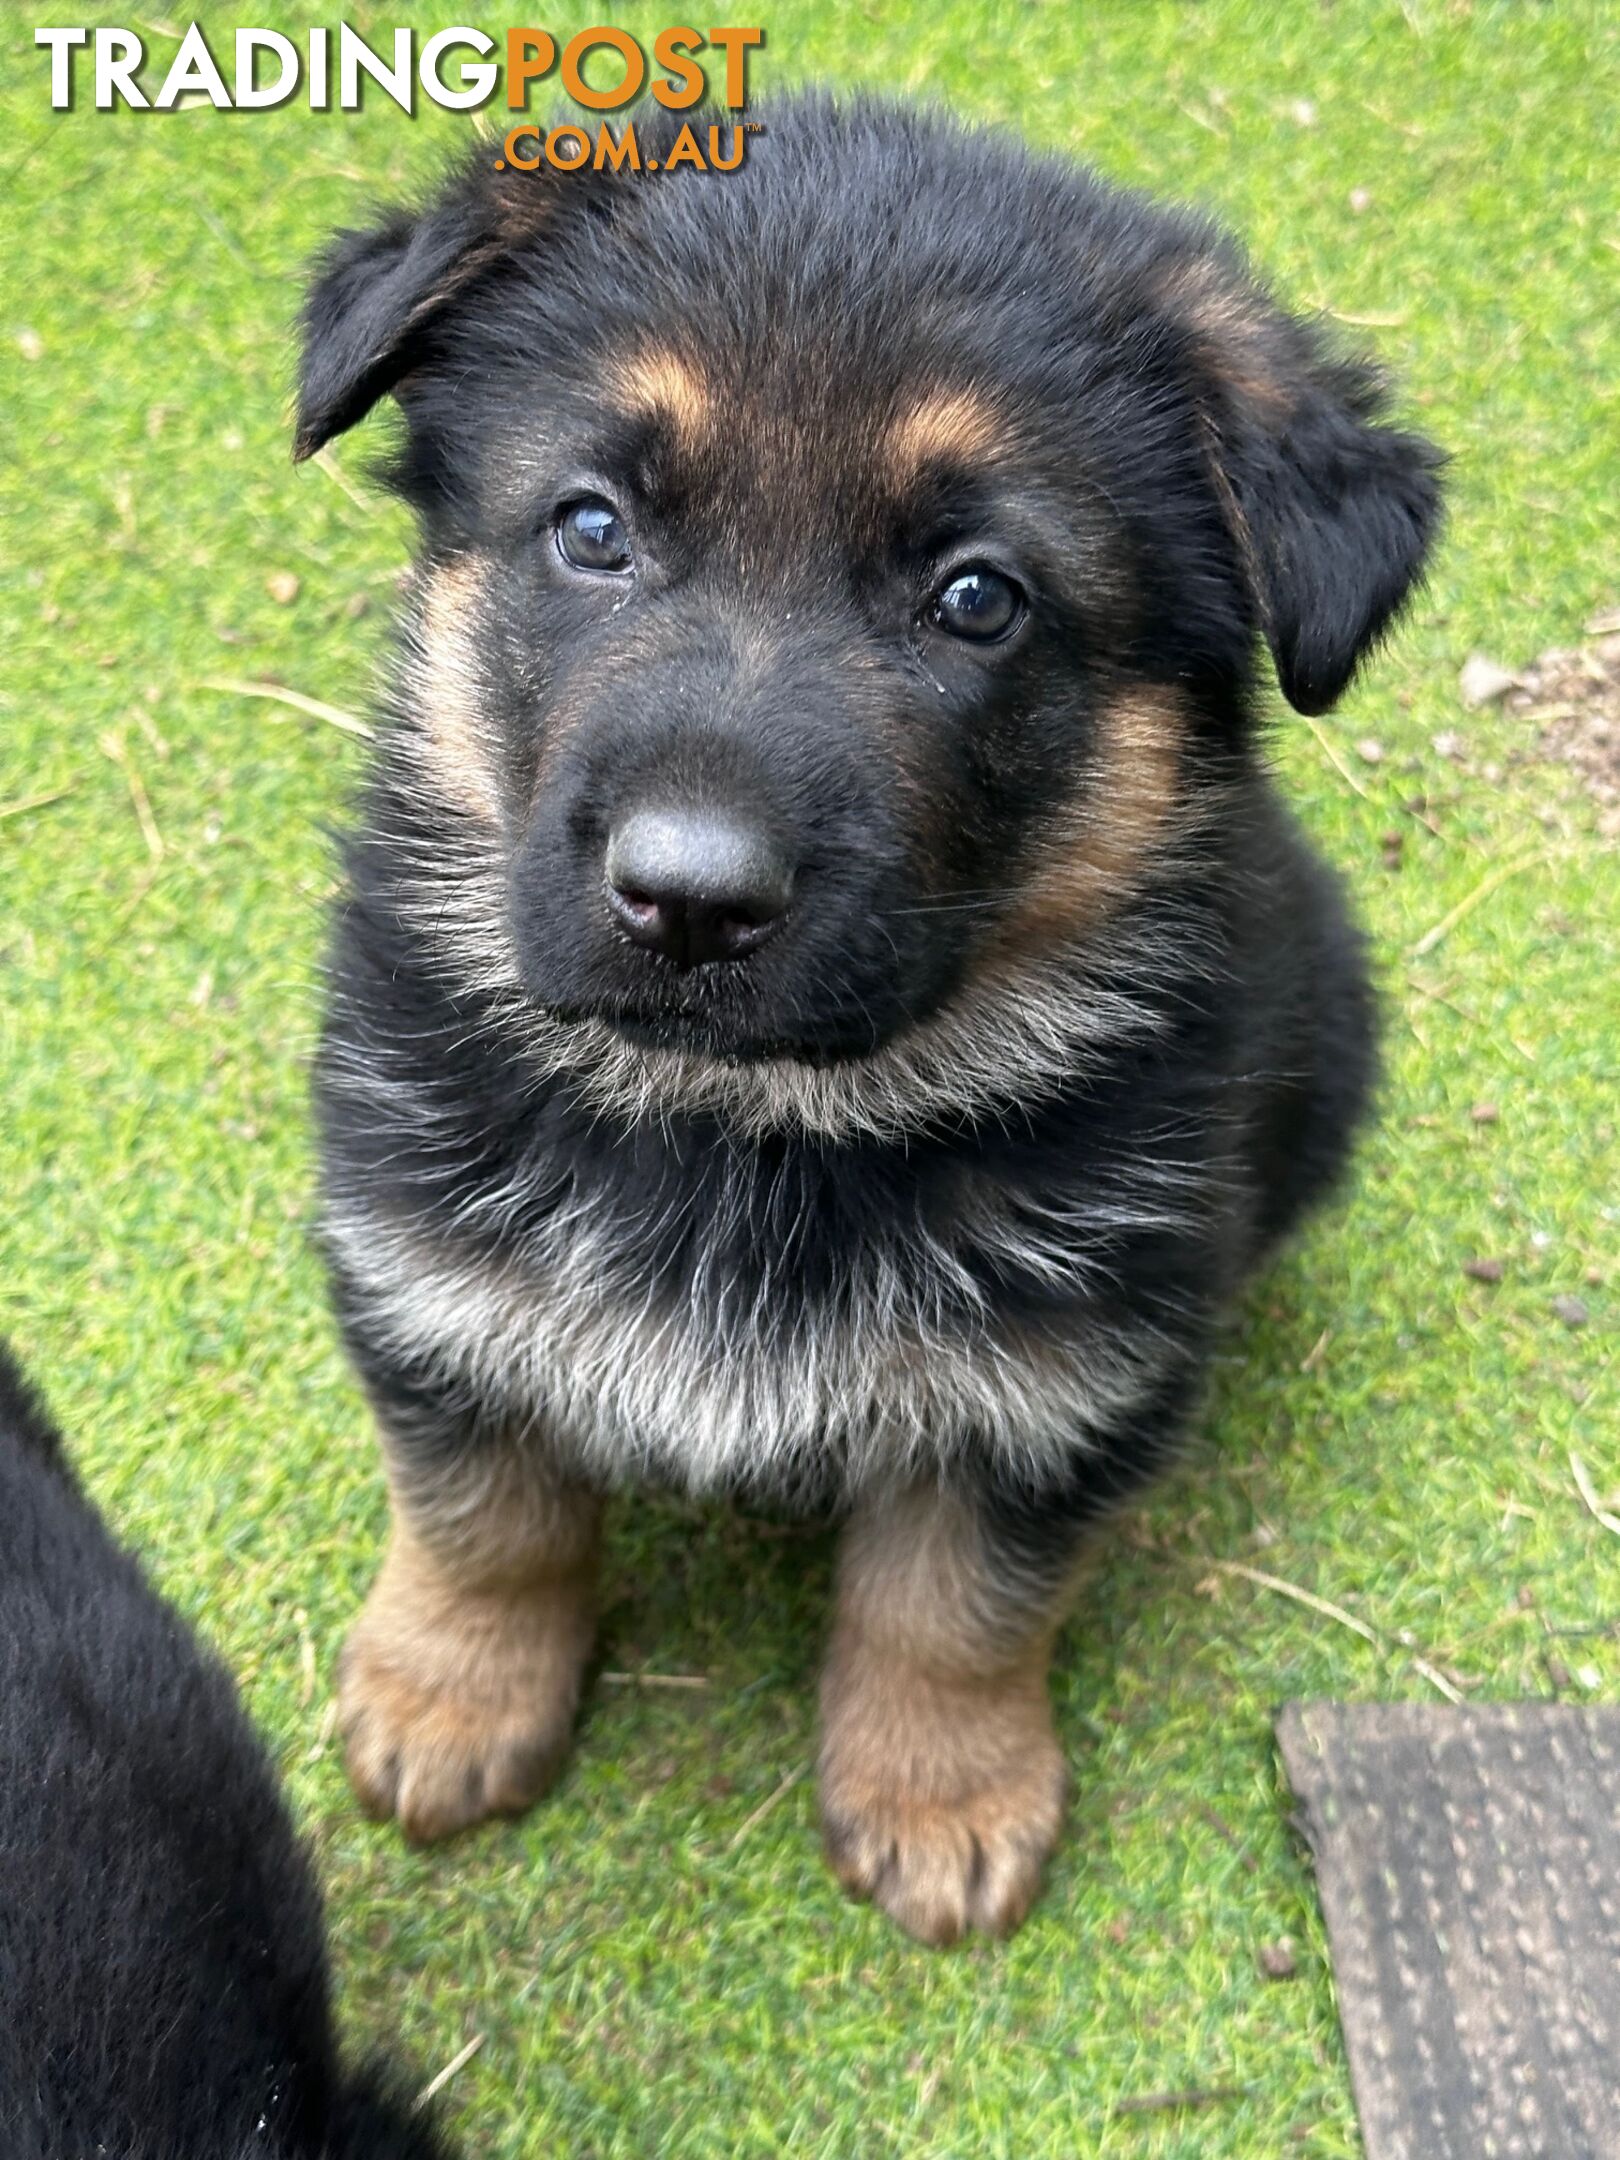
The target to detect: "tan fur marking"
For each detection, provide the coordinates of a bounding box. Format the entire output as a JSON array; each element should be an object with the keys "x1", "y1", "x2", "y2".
[
  {"x1": 339, "y1": 1445, "x2": 600, "y2": 1844},
  {"x1": 1163, "y1": 255, "x2": 1292, "y2": 415},
  {"x1": 411, "y1": 556, "x2": 502, "y2": 824},
  {"x1": 988, "y1": 685, "x2": 1188, "y2": 963},
  {"x1": 607, "y1": 345, "x2": 712, "y2": 437},
  {"x1": 887, "y1": 387, "x2": 1006, "y2": 476},
  {"x1": 818, "y1": 1485, "x2": 1073, "y2": 1945}
]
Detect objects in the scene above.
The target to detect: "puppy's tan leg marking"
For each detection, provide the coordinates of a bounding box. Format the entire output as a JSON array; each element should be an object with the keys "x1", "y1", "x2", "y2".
[
  {"x1": 818, "y1": 1485, "x2": 1071, "y2": 1946},
  {"x1": 339, "y1": 1446, "x2": 601, "y2": 1845}
]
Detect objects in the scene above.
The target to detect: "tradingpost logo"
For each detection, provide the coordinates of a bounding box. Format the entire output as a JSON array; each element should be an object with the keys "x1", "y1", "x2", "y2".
[{"x1": 34, "y1": 24, "x2": 765, "y2": 171}]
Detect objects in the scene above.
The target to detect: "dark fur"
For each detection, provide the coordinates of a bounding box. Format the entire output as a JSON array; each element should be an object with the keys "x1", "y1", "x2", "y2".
[
  {"x1": 295, "y1": 95, "x2": 1441, "y2": 1932},
  {"x1": 0, "y1": 1344, "x2": 449, "y2": 2160}
]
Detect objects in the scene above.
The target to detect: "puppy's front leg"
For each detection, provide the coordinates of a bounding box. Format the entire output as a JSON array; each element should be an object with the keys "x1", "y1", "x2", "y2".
[
  {"x1": 338, "y1": 1406, "x2": 600, "y2": 1846},
  {"x1": 818, "y1": 1481, "x2": 1074, "y2": 1946}
]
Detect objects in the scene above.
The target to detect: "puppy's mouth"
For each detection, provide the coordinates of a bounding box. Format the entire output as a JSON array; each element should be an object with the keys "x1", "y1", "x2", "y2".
[{"x1": 539, "y1": 999, "x2": 876, "y2": 1069}]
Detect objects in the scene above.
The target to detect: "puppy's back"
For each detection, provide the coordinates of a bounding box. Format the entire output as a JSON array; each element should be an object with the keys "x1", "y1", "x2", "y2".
[{"x1": 0, "y1": 1344, "x2": 444, "y2": 2160}]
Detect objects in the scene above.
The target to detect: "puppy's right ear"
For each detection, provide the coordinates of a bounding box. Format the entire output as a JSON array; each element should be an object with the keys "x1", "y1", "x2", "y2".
[{"x1": 294, "y1": 176, "x2": 513, "y2": 462}]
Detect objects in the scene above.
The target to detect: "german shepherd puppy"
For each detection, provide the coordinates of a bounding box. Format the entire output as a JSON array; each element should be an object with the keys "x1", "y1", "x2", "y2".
[
  {"x1": 295, "y1": 96, "x2": 1441, "y2": 1945},
  {"x1": 0, "y1": 1344, "x2": 449, "y2": 2159}
]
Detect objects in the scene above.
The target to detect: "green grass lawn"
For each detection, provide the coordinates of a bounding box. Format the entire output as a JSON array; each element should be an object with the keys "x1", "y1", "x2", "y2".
[{"x1": 2, "y1": 4, "x2": 1617, "y2": 2153}]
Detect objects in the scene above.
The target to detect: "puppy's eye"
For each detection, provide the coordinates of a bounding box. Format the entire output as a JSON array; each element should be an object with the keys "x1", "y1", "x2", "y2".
[
  {"x1": 556, "y1": 497, "x2": 632, "y2": 573},
  {"x1": 929, "y1": 566, "x2": 1024, "y2": 643}
]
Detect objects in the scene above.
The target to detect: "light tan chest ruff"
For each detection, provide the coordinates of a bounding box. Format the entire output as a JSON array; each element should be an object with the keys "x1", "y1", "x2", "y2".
[{"x1": 325, "y1": 1198, "x2": 1165, "y2": 1494}]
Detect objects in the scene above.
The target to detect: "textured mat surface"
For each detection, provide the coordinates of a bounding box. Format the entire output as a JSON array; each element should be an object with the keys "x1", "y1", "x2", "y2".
[{"x1": 1277, "y1": 1701, "x2": 1620, "y2": 2160}]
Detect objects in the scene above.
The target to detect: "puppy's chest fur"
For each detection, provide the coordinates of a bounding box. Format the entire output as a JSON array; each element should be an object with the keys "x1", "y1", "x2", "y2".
[{"x1": 323, "y1": 1075, "x2": 1225, "y2": 1498}]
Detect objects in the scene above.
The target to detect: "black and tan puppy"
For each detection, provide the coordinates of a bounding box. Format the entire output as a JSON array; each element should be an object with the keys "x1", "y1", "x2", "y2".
[
  {"x1": 0, "y1": 1343, "x2": 449, "y2": 2159},
  {"x1": 296, "y1": 97, "x2": 1440, "y2": 1945}
]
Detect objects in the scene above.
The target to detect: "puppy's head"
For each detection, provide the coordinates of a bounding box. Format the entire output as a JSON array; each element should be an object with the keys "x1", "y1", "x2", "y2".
[{"x1": 298, "y1": 99, "x2": 1441, "y2": 1134}]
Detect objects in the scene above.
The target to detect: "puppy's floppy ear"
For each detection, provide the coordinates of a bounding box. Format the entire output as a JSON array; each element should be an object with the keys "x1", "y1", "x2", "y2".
[
  {"x1": 294, "y1": 165, "x2": 533, "y2": 463},
  {"x1": 1167, "y1": 250, "x2": 1444, "y2": 716}
]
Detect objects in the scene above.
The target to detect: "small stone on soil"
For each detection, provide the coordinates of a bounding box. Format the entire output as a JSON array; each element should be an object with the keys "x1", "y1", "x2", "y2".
[
  {"x1": 1258, "y1": 1939, "x2": 1298, "y2": 1980},
  {"x1": 1460, "y1": 653, "x2": 1518, "y2": 708}
]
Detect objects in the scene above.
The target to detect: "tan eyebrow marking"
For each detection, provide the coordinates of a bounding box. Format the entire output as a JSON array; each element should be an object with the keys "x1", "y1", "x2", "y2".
[
  {"x1": 606, "y1": 345, "x2": 712, "y2": 436},
  {"x1": 886, "y1": 387, "x2": 1008, "y2": 475}
]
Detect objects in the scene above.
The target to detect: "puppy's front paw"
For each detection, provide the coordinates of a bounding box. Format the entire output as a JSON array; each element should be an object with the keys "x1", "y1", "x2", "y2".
[
  {"x1": 819, "y1": 1685, "x2": 1068, "y2": 1946},
  {"x1": 337, "y1": 1544, "x2": 593, "y2": 1845}
]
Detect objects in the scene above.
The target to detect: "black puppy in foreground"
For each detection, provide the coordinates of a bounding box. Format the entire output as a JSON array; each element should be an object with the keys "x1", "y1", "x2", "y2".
[
  {"x1": 297, "y1": 95, "x2": 1442, "y2": 1944},
  {"x1": 0, "y1": 1344, "x2": 448, "y2": 2160}
]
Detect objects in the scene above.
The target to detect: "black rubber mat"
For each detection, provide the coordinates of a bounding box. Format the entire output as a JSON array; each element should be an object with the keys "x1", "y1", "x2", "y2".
[{"x1": 1277, "y1": 1701, "x2": 1620, "y2": 2160}]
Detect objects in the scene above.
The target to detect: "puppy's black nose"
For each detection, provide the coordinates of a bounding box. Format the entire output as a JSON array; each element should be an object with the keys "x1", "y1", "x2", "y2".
[{"x1": 604, "y1": 808, "x2": 792, "y2": 967}]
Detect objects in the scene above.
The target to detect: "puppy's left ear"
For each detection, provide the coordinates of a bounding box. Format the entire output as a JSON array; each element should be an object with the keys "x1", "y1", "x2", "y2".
[
  {"x1": 1167, "y1": 250, "x2": 1445, "y2": 716},
  {"x1": 293, "y1": 164, "x2": 532, "y2": 463}
]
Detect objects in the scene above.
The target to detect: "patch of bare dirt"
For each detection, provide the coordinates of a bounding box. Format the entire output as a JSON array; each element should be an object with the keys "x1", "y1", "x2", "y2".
[{"x1": 1503, "y1": 613, "x2": 1620, "y2": 838}]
